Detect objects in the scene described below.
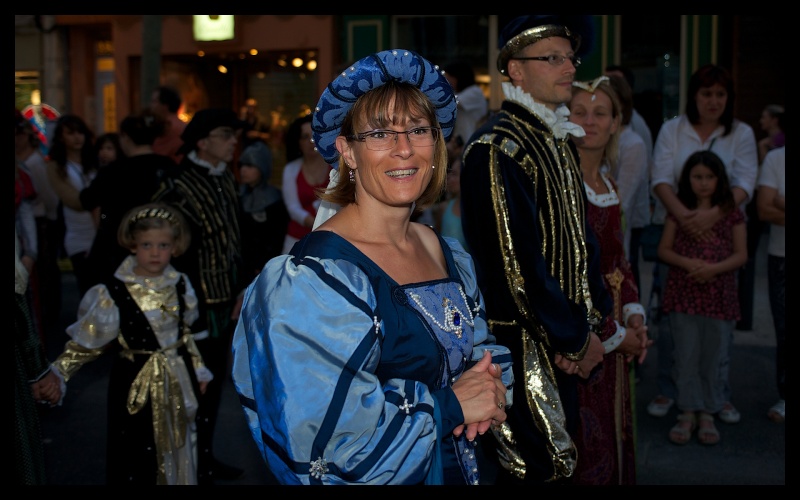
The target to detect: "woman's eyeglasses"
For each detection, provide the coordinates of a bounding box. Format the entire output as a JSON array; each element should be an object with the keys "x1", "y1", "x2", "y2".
[
  {"x1": 511, "y1": 54, "x2": 581, "y2": 68},
  {"x1": 347, "y1": 127, "x2": 439, "y2": 151}
]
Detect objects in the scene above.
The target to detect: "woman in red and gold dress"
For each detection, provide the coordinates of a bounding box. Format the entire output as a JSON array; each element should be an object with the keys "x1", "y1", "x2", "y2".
[{"x1": 567, "y1": 76, "x2": 650, "y2": 485}]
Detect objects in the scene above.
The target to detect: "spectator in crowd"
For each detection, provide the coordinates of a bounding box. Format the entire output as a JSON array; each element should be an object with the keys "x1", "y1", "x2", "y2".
[
  {"x1": 604, "y1": 64, "x2": 654, "y2": 160},
  {"x1": 432, "y1": 153, "x2": 469, "y2": 252},
  {"x1": 281, "y1": 114, "x2": 332, "y2": 253},
  {"x1": 756, "y1": 145, "x2": 785, "y2": 423},
  {"x1": 605, "y1": 72, "x2": 651, "y2": 295},
  {"x1": 94, "y1": 132, "x2": 125, "y2": 169},
  {"x1": 233, "y1": 141, "x2": 289, "y2": 307},
  {"x1": 15, "y1": 157, "x2": 38, "y2": 296},
  {"x1": 15, "y1": 110, "x2": 62, "y2": 334},
  {"x1": 45, "y1": 113, "x2": 98, "y2": 296},
  {"x1": 649, "y1": 64, "x2": 758, "y2": 425},
  {"x1": 444, "y1": 60, "x2": 489, "y2": 149},
  {"x1": 658, "y1": 151, "x2": 746, "y2": 446},
  {"x1": 150, "y1": 85, "x2": 186, "y2": 164},
  {"x1": 757, "y1": 104, "x2": 784, "y2": 164},
  {"x1": 79, "y1": 110, "x2": 176, "y2": 288},
  {"x1": 239, "y1": 97, "x2": 271, "y2": 149}
]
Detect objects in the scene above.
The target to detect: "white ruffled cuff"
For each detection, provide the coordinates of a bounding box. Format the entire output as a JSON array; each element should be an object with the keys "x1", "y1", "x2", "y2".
[
  {"x1": 195, "y1": 366, "x2": 214, "y2": 384},
  {"x1": 49, "y1": 364, "x2": 67, "y2": 407},
  {"x1": 603, "y1": 320, "x2": 627, "y2": 354}
]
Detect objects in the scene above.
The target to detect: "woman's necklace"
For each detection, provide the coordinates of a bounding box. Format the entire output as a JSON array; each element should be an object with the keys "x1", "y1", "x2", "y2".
[
  {"x1": 585, "y1": 171, "x2": 606, "y2": 193},
  {"x1": 408, "y1": 285, "x2": 475, "y2": 339}
]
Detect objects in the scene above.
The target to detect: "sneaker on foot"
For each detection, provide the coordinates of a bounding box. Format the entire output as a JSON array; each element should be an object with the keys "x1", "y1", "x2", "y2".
[
  {"x1": 768, "y1": 400, "x2": 785, "y2": 423},
  {"x1": 647, "y1": 395, "x2": 674, "y2": 417},
  {"x1": 718, "y1": 402, "x2": 741, "y2": 424}
]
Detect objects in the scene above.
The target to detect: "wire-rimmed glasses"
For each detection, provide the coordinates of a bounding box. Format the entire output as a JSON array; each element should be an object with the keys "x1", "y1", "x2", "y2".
[
  {"x1": 511, "y1": 54, "x2": 581, "y2": 68},
  {"x1": 347, "y1": 126, "x2": 439, "y2": 151}
]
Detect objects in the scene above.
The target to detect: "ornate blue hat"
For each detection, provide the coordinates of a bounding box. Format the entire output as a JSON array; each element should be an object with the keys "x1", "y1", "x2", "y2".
[{"x1": 312, "y1": 49, "x2": 457, "y2": 169}]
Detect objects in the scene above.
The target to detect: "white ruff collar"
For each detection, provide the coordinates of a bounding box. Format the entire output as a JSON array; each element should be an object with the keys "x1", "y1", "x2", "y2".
[
  {"x1": 188, "y1": 150, "x2": 228, "y2": 176},
  {"x1": 114, "y1": 255, "x2": 181, "y2": 289},
  {"x1": 502, "y1": 82, "x2": 586, "y2": 140}
]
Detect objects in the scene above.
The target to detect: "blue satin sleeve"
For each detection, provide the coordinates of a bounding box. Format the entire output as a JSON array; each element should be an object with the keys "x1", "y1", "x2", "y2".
[
  {"x1": 445, "y1": 236, "x2": 515, "y2": 407},
  {"x1": 232, "y1": 254, "x2": 440, "y2": 484}
]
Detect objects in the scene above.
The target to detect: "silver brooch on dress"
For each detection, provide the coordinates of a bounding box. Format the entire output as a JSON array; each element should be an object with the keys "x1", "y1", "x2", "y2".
[{"x1": 309, "y1": 457, "x2": 329, "y2": 479}]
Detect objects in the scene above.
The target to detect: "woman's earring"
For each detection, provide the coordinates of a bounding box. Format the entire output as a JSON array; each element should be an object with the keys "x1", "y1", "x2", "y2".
[
  {"x1": 349, "y1": 169, "x2": 355, "y2": 183},
  {"x1": 432, "y1": 165, "x2": 436, "y2": 169}
]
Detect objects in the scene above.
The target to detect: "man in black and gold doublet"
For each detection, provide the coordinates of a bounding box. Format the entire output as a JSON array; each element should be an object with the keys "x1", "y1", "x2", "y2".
[{"x1": 461, "y1": 16, "x2": 617, "y2": 484}]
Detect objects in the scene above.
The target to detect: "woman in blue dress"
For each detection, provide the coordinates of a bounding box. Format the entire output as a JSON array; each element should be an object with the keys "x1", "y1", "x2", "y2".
[{"x1": 231, "y1": 49, "x2": 514, "y2": 485}]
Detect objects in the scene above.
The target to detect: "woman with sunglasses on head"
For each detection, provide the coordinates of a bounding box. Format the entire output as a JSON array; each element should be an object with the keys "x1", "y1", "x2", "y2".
[{"x1": 231, "y1": 49, "x2": 513, "y2": 485}]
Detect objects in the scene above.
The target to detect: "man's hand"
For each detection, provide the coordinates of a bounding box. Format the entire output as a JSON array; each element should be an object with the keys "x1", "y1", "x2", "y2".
[
  {"x1": 31, "y1": 370, "x2": 62, "y2": 406},
  {"x1": 555, "y1": 332, "x2": 603, "y2": 379}
]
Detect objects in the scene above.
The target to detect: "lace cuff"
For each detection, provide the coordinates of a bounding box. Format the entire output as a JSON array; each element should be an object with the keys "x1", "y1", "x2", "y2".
[{"x1": 602, "y1": 321, "x2": 627, "y2": 353}]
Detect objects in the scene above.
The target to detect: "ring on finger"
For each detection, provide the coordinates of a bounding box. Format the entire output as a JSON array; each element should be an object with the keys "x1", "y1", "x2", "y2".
[{"x1": 497, "y1": 401, "x2": 504, "y2": 410}]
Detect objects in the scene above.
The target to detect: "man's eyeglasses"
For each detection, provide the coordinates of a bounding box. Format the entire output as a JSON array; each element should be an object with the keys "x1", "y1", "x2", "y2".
[
  {"x1": 511, "y1": 54, "x2": 581, "y2": 68},
  {"x1": 208, "y1": 128, "x2": 236, "y2": 140},
  {"x1": 347, "y1": 126, "x2": 439, "y2": 151}
]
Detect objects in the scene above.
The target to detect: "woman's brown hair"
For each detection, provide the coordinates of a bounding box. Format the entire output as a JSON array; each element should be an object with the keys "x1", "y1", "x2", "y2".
[{"x1": 319, "y1": 81, "x2": 448, "y2": 213}]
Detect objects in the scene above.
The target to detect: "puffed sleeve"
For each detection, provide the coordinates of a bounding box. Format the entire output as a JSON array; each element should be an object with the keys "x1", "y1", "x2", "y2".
[
  {"x1": 53, "y1": 285, "x2": 120, "y2": 380},
  {"x1": 446, "y1": 236, "x2": 514, "y2": 406},
  {"x1": 232, "y1": 255, "x2": 440, "y2": 484},
  {"x1": 180, "y1": 273, "x2": 200, "y2": 330},
  {"x1": 178, "y1": 274, "x2": 213, "y2": 381}
]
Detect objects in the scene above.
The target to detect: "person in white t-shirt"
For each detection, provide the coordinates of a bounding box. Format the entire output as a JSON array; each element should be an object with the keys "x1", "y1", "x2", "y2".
[
  {"x1": 605, "y1": 65, "x2": 654, "y2": 159},
  {"x1": 444, "y1": 60, "x2": 489, "y2": 149},
  {"x1": 605, "y1": 73, "x2": 650, "y2": 297},
  {"x1": 648, "y1": 64, "x2": 758, "y2": 425},
  {"x1": 756, "y1": 146, "x2": 785, "y2": 423}
]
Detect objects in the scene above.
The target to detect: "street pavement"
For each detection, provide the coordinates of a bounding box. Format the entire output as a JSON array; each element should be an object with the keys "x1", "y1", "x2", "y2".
[{"x1": 38, "y1": 232, "x2": 784, "y2": 486}]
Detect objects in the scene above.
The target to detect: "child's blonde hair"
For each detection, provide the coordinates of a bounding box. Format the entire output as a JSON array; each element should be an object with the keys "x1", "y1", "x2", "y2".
[{"x1": 118, "y1": 202, "x2": 191, "y2": 256}]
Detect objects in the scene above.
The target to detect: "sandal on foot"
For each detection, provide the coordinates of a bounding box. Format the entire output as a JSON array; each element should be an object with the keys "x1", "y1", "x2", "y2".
[
  {"x1": 648, "y1": 395, "x2": 675, "y2": 417},
  {"x1": 719, "y1": 402, "x2": 741, "y2": 424},
  {"x1": 697, "y1": 413, "x2": 720, "y2": 445},
  {"x1": 768, "y1": 400, "x2": 785, "y2": 423},
  {"x1": 668, "y1": 413, "x2": 696, "y2": 445}
]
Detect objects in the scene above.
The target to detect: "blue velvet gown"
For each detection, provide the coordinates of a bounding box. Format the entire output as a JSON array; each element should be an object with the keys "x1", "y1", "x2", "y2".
[{"x1": 232, "y1": 230, "x2": 513, "y2": 484}]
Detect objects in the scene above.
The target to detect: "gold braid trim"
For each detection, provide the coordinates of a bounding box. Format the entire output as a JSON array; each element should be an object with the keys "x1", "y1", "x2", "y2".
[
  {"x1": 119, "y1": 333, "x2": 197, "y2": 485},
  {"x1": 490, "y1": 328, "x2": 576, "y2": 482},
  {"x1": 484, "y1": 128, "x2": 578, "y2": 481},
  {"x1": 605, "y1": 268, "x2": 625, "y2": 322}
]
